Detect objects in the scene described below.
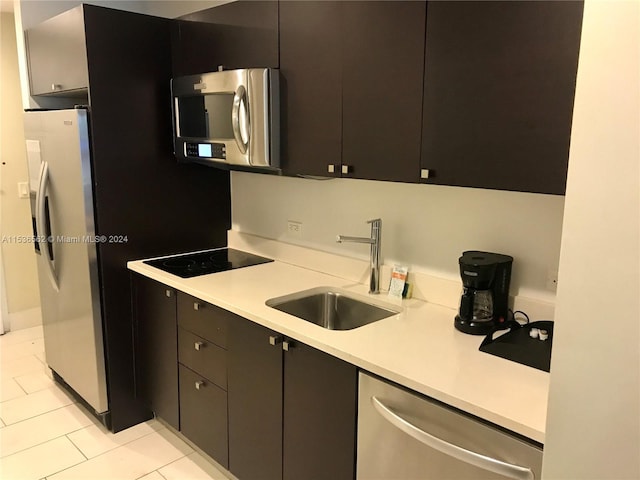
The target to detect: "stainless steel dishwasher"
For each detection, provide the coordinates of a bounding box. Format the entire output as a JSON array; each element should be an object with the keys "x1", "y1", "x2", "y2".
[{"x1": 357, "y1": 373, "x2": 543, "y2": 480}]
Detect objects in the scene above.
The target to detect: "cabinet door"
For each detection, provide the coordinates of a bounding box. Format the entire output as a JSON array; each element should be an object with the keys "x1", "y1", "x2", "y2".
[
  {"x1": 228, "y1": 318, "x2": 283, "y2": 480},
  {"x1": 172, "y1": 0, "x2": 279, "y2": 77},
  {"x1": 179, "y1": 365, "x2": 228, "y2": 468},
  {"x1": 132, "y1": 276, "x2": 179, "y2": 429},
  {"x1": 279, "y1": 1, "x2": 342, "y2": 177},
  {"x1": 25, "y1": 6, "x2": 88, "y2": 96},
  {"x1": 420, "y1": 1, "x2": 584, "y2": 194},
  {"x1": 341, "y1": 1, "x2": 426, "y2": 182},
  {"x1": 283, "y1": 341, "x2": 357, "y2": 480}
]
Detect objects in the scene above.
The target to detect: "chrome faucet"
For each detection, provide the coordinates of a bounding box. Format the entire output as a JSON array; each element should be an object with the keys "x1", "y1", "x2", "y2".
[{"x1": 336, "y1": 218, "x2": 382, "y2": 294}]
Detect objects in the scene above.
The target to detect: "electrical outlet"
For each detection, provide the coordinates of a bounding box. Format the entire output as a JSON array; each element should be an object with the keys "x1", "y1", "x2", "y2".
[
  {"x1": 287, "y1": 220, "x2": 302, "y2": 238},
  {"x1": 546, "y1": 270, "x2": 559, "y2": 291}
]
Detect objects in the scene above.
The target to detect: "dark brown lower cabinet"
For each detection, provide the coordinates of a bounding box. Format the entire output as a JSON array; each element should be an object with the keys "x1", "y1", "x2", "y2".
[
  {"x1": 282, "y1": 340, "x2": 358, "y2": 480},
  {"x1": 228, "y1": 318, "x2": 357, "y2": 480},
  {"x1": 176, "y1": 296, "x2": 230, "y2": 468},
  {"x1": 228, "y1": 318, "x2": 283, "y2": 480},
  {"x1": 132, "y1": 275, "x2": 179, "y2": 430},
  {"x1": 179, "y1": 365, "x2": 229, "y2": 468},
  {"x1": 134, "y1": 279, "x2": 357, "y2": 480}
]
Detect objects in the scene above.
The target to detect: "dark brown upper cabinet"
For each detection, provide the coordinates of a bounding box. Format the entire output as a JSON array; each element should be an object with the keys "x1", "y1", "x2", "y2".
[
  {"x1": 280, "y1": 1, "x2": 426, "y2": 181},
  {"x1": 341, "y1": 1, "x2": 426, "y2": 182},
  {"x1": 279, "y1": 1, "x2": 342, "y2": 177},
  {"x1": 171, "y1": 0, "x2": 279, "y2": 77},
  {"x1": 420, "y1": 1, "x2": 584, "y2": 194},
  {"x1": 25, "y1": 6, "x2": 88, "y2": 96}
]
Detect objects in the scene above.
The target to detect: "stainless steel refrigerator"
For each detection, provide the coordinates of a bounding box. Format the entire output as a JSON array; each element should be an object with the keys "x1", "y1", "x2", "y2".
[
  {"x1": 25, "y1": 109, "x2": 109, "y2": 419},
  {"x1": 23, "y1": 107, "x2": 232, "y2": 431}
]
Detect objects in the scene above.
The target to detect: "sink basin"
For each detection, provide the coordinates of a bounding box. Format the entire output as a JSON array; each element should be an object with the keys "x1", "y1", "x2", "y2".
[{"x1": 265, "y1": 287, "x2": 400, "y2": 330}]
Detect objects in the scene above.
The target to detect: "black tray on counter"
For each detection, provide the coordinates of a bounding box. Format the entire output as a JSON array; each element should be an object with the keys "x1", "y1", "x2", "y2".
[{"x1": 479, "y1": 320, "x2": 554, "y2": 372}]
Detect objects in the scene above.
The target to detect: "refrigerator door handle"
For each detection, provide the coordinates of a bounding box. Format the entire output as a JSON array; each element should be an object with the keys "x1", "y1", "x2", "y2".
[
  {"x1": 35, "y1": 161, "x2": 59, "y2": 292},
  {"x1": 371, "y1": 396, "x2": 535, "y2": 480}
]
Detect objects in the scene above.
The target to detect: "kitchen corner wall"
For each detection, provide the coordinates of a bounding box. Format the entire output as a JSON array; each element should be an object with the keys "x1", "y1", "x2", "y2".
[
  {"x1": 231, "y1": 172, "x2": 564, "y2": 304},
  {"x1": 0, "y1": 12, "x2": 40, "y2": 315},
  {"x1": 542, "y1": 0, "x2": 639, "y2": 477}
]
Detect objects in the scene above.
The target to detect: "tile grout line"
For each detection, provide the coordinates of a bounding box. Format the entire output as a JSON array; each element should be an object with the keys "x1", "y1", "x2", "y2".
[
  {"x1": 150, "y1": 453, "x2": 190, "y2": 479},
  {"x1": 136, "y1": 468, "x2": 168, "y2": 480},
  {"x1": 11, "y1": 375, "x2": 31, "y2": 397},
  {"x1": 63, "y1": 427, "x2": 164, "y2": 463},
  {"x1": 31, "y1": 443, "x2": 89, "y2": 480},
  {"x1": 1, "y1": 426, "x2": 90, "y2": 460},
  {"x1": 1, "y1": 353, "x2": 50, "y2": 392},
  {"x1": 37, "y1": 429, "x2": 185, "y2": 480},
  {"x1": 66, "y1": 432, "x2": 89, "y2": 461},
  {"x1": 0, "y1": 399, "x2": 78, "y2": 428}
]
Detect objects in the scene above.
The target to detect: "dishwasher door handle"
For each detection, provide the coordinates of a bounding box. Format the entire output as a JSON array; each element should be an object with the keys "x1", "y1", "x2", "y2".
[{"x1": 371, "y1": 396, "x2": 535, "y2": 480}]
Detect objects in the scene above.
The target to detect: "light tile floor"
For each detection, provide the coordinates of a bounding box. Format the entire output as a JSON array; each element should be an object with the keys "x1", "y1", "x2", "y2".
[{"x1": 0, "y1": 325, "x2": 229, "y2": 480}]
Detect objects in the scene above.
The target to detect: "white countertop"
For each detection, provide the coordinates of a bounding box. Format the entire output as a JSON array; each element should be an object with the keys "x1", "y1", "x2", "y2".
[{"x1": 128, "y1": 257, "x2": 549, "y2": 443}]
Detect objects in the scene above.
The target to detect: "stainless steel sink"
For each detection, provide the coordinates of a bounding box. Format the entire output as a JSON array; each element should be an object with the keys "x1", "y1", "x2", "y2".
[{"x1": 265, "y1": 287, "x2": 400, "y2": 330}]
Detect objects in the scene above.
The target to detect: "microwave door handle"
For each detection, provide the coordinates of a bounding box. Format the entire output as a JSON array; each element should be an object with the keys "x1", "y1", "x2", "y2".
[
  {"x1": 35, "y1": 161, "x2": 59, "y2": 292},
  {"x1": 371, "y1": 396, "x2": 535, "y2": 480},
  {"x1": 173, "y1": 97, "x2": 181, "y2": 138},
  {"x1": 232, "y1": 85, "x2": 249, "y2": 155}
]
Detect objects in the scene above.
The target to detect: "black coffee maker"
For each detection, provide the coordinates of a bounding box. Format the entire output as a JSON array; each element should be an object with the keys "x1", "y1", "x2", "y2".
[{"x1": 454, "y1": 251, "x2": 513, "y2": 335}]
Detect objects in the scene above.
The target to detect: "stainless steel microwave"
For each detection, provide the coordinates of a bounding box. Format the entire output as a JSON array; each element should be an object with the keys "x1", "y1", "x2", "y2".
[{"x1": 171, "y1": 68, "x2": 280, "y2": 170}]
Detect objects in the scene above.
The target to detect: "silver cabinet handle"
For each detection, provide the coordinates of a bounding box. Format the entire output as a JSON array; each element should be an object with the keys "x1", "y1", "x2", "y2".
[
  {"x1": 193, "y1": 302, "x2": 202, "y2": 311},
  {"x1": 371, "y1": 396, "x2": 535, "y2": 480},
  {"x1": 35, "y1": 161, "x2": 58, "y2": 292},
  {"x1": 165, "y1": 289, "x2": 172, "y2": 298},
  {"x1": 327, "y1": 164, "x2": 335, "y2": 173},
  {"x1": 283, "y1": 340, "x2": 294, "y2": 351},
  {"x1": 341, "y1": 165, "x2": 351, "y2": 174},
  {"x1": 194, "y1": 341, "x2": 204, "y2": 351},
  {"x1": 195, "y1": 380, "x2": 205, "y2": 390},
  {"x1": 232, "y1": 85, "x2": 249, "y2": 154},
  {"x1": 51, "y1": 83, "x2": 62, "y2": 91},
  {"x1": 269, "y1": 335, "x2": 283, "y2": 346}
]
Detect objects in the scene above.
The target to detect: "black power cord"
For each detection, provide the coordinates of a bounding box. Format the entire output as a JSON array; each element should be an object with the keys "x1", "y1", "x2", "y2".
[{"x1": 509, "y1": 308, "x2": 530, "y2": 325}]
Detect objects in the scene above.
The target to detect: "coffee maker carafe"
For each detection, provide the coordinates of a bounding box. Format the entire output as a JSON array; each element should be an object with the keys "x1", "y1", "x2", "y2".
[{"x1": 454, "y1": 251, "x2": 513, "y2": 335}]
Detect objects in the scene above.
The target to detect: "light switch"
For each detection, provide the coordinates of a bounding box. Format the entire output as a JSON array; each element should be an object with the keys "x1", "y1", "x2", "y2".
[{"x1": 18, "y1": 182, "x2": 29, "y2": 199}]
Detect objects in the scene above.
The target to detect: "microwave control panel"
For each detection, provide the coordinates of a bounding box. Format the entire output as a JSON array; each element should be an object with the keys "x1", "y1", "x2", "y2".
[{"x1": 185, "y1": 142, "x2": 226, "y2": 160}]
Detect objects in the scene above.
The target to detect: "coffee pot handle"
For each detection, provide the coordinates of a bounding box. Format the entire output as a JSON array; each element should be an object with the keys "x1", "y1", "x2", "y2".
[{"x1": 459, "y1": 288, "x2": 474, "y2": 321}]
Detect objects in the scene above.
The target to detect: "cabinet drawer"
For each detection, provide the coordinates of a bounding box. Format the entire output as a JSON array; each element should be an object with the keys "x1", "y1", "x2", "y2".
[
  {"x1": 177, "y1": 293, "x2": 232, "y2": 348},
  {"x1": 179, "y1": 365, "x2": 229, "y2": 468},
  {"x1": 178, "y1": 327, "x2": 227, "y2": 390}
]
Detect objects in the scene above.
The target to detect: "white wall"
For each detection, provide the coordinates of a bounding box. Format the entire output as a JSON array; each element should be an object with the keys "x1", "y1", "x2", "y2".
[
  {"x1": 542, "y1": 1, "x2": 639, "y2": 478},
  {"x1": 231, "y1": 173, "x2": 564, "y2": 302},
  {"x1": 18, "y1": 0, "x2": 227, "y2": 28},
  {"x1": 143, "y1": 1, "x2": 230, "y2": 19},
  {"x1": 0, "y1": 12, "x2": 40, "y2": 315}
]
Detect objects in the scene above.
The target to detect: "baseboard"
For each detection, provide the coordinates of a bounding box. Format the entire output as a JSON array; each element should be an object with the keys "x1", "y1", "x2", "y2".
[{"x1": 8, "y1": 307, "x2": 42, "y2": 331}]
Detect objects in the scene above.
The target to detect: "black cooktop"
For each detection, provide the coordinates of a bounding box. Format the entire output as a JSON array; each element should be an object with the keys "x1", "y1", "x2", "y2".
[{"x1": 144, "y1": 248, "x2": 273, "y2": 278}]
